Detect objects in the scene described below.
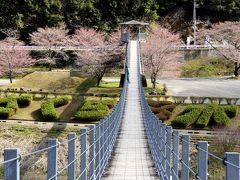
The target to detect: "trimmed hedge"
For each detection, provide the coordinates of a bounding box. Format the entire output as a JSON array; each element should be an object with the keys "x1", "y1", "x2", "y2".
[
  {"x1": 75, "y1": 99, "x2": 110, "y2": 121},
  {"x1": 79, "y1": 102, "x2": 109, "y2": 112},
  {"x1": 17, "y1": 94, "x2": 33, "y2": 107},
  {"x1": 223, "y1": 105, "x2": 238, "y2": 118},
  {"x1": 0, "y1": 98, "x2": 8, "y2": 107},
  {"x1": 195, "y1": 105, "x2": 214, "y2": 128},
  {"x1": 156, "y1": 112, "x2": 168, "y2": 121},
  {"x1": 53, "y1": 96, "x2": 70, "y2": 108},
  {"x1": 6, "y1": 97, "x2": 18, "y2": 113},
  {"x1": 171, "y1": 107, "x2": 203, "y2": 128},
  {"x1": 147, "y1": 99, "x2": 172, "y2": 107},
  {"x1": 0, "y1": 97, "x2": 18, "y2": 118},
  {"x1": 150, "y1": 107, "x2": 162, "y2": 114},
  {"x1": 0, "y1": 107, "x2": 14, "y2": 119},
  {"x1": 213, "y1": 107, "x2": 230, "y2": 126},
  {"x1": 160, "y1": 104, "x2": 176, "y2": 112},
  {"x1": 75, "y1": 110, "x2": 108, "y2": 121},
  {"x1": 41, "y1": 101, "x2": 58, "y2": 121},
  {"x1": 101, "y1": 99, "x2": 117, "y2": 109}
]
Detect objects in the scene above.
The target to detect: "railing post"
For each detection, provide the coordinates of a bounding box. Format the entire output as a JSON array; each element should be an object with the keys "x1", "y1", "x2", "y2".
[
  {"x1": 68, "y1": 133, "x2": 76, "y2": 180},
  {"x1": 166, "y1": 126, "x2": 172, "y2": 180},
  {"x1": 197, "y1": 141, "x2": 208, "y2": 180},
  {"x1": 89, "y1": 126, "x2": 95, "y2": 180},
  {"x1": 161, "y1": 124, "x2": 166, "y2": 178},
  {"x1": 95, "y1": 123, "x2": 100, "y2": 180},
  {"x1": 4, "y1": 148, "x2": 20, "y2": 180},
  {"x1": 80, "y1": 128, "x2": 87, "y2": 180},
  {"x1": 172, "y1": 130, "x2": 179, "y2": 180},
  {"x1": 47, "y1": 139, "x2": 58, "y2": 180},
  {"x1": 225, "y1": 152, "x2": 240, "y2": 180},
  {"x1": 157, "y1": 121, "x2": 162, "y2": 176},
  {"x1": 100, "y1": 120, "x2": 104, "y2": 176},
  {"x1": 181, "y1": 135, "x2": 190, "y2": 180}
]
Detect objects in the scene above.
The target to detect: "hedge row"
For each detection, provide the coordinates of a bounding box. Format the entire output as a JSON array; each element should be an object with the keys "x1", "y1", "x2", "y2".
[
  {"x1": 0, "y1": 96, "x2": 19, "y2": 119},
  {"x1": 147, "y1": 99, "x2": 172, "y2": 107},
  {"x1": 0, "y1": 107, "x2": 14, "y2": 119},
  {"x1": 172, "y1": 104, "x2": 236, "y2": 128},
  {"x1": 40, "y1": 96, "x2": 71, "y2": 121},
  {"x1": 17, "y1": 94, "x2": 33, "y2": 107},
  {"x1": 75, "y1": 110, "x2": 108, "y2": 121},
  {"x1": 195, "y1": 105, "x2": 215, "y2": 128},
  {"x1": 41, "y1": 101, "x2": 58, "y2": 121},
  {"x1": 213, "y1": 107, "x2": 230, "y2": 126},
  {"x1": 53, "y1": 96, "x2": 70, "y2": 108},
  {"x1": 223, "y1": 105, "x2": 238, "y2": 118},
  {"x1": 75, "y1": 100, "x2": 110, "y2": 121},
  {"x1": 171, "y1": 107, "x2": 203, "y2": 128}
]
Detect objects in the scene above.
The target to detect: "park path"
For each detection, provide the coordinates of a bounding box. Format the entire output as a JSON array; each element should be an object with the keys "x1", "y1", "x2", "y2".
[{"x1": 102, "y1": 41, "x2": 158, "y2": 180}]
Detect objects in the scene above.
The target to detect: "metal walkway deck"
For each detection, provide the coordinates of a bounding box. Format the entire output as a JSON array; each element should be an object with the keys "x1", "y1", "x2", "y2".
[{"x1": 102, "y1": 41, "x2": 158, "y2": 180}]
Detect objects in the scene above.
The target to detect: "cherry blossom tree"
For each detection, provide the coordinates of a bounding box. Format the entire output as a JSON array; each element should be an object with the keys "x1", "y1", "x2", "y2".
[
  {"x1": 0, "y1": 38, "x2": 34, "y2": 83},
  {"x1": 141, "y1": 24, "x2": 182, "y2": 88},
  {"x1": 197, "y1": 21, "x2": 240, "y2": 77},
  {"x1": 30, "y1": 25, "x2": 71, "y2": 70},
  {"x1": 71, "y1": 28, "x2": 124, "y2": 86}
]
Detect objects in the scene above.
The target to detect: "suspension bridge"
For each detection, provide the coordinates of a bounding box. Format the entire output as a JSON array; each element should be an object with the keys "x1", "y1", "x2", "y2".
[{"x1": 1, "y1": 39, "x2": 240, "y2": 180}]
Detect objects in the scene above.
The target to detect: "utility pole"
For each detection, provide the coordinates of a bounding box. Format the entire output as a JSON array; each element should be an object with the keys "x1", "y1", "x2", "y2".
[{"x1": 193, "y1": 0, "x2": 197, "y2": 45}]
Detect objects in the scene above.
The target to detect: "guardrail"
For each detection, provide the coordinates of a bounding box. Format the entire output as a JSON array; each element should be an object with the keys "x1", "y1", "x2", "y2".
[
  {"x1": 138, "y1": 42, "x2": 240, "y2": 180},
  {"x1": 147, "y1": 95, "x2": 240, "y2": 105}
]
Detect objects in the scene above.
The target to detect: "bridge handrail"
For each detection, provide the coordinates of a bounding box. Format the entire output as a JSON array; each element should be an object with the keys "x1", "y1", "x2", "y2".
[
  {"x1": 1, "y1": 44, "x2": 130, "y2": 180},
  {"x1": 138, "y1": 41, "x2": 240, "y2": 180}
]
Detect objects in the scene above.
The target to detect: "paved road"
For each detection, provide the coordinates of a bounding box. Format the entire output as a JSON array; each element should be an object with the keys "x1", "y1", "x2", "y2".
[
  {"x1": 158, "y1": 78, "x2": 240, "y2": 98},
  {"x1": 0, "y1": 79, "x2": 18, "y2": 86}
]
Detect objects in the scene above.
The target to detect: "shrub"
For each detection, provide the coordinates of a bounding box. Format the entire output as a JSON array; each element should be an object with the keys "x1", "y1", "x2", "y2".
[
  {"x1": 41, "y1": 101, "x2": 58, "y2": 121},
  {"x1": 75, "y1": 110, "x2": 108, "y2": 121},
  {"x1": 53, "y1": 96, "x2": 70, "y2": 108},
  {"x1": 213, "y1": 107, "x2": 230, "y2": 126},
  {"x1": 160, "y1": 104, "x2": 176, "y2": 112},
  {"x1": 0, "y1": 107, "x2": 14, "y2": 119},
  {"x1": 147, "y1": 99, "x2": 172, "y2": 107},
  {"x1": 150, "y1": 107, "x2": 162, "y2": 114},
  {"x1": 101, "y1": 99, "x2": 117, "y2": 109},
  {"x1": 6, "y1": 97, "x2": 18, "y2": 112},
  {"x1": 171, "y1": 107, "x2": 203, "y2": 128},
  {"x1": 0, "y1": 98, "x2": 8, "y2": 107},
  {"x1": 156, "y1": 112, "x2": 168, "y2": 121},
  {"x1": 75, "y1": 99, "x2": 110, "y2": 121},
  {"x1": 195, "y1": 106, "x2": 214, "y2": 128},
  {"x1": 223, "y1": 105, "x2": 238, "y2": 118},
  {"x1": 17, "y1": 94, "x2": 33, "y2": 107},
  {"x1": 157, "y1": 109, "x2": 172, "y2": 121},
  {"x1": 79, "y1": 103, "x2": 109, "y2": 112}
]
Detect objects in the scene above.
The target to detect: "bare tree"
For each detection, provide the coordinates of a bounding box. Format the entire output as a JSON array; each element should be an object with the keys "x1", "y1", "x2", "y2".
[
  {"x1": 197, "y1": 21, "x2": 240, "y2": 77},
  {"x1": 71, "y1": 28, "x2": 124, "y2": 86},
  {"x1": 0, "y1": 38, "x2": 34, "y2": 83},
  {"x1": 30, "y1": 25, "x2": 70, "y2": 70},
  {"x1": 142, "y1": 24, "x2": 182, "y2": 88}
]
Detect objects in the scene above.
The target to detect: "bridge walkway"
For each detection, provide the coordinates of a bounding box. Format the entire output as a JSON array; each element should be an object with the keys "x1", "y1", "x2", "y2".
[{"x1": 102, "y1": 41, "x2": 159, "y2": 180}]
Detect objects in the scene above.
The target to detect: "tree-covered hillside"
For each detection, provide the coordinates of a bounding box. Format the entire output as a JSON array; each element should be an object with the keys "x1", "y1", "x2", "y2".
[{"x1": 0, "y1": 0, "x2": 239, "y2": 38}]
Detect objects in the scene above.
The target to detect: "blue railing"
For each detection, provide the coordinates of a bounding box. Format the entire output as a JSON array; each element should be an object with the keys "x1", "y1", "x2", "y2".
[
  {"x1": 1, "y1": 44, "x2": 130, "y2": 180},
  {"x1": 137, "y1": 40, "x2": 240, "y2": 180}
]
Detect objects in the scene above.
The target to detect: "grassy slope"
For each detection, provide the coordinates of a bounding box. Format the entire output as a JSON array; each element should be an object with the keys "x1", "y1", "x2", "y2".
[
  {"x1": 4, "y1": 71, "x2": 122, "y2": 95},
  {"x1": 5, "y1": 71, "x2": 92, "y2": 93}
]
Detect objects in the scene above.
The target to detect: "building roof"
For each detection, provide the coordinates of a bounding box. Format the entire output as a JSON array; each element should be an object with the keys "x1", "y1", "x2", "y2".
[{"x1": 119, "y1": 20, "x2": 149, "y2": 26}]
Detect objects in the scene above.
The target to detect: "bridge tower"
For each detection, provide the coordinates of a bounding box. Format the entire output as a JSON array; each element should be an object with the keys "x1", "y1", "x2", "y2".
[{"x1": 119, "y1": 20, "x2": 148, "y2": 87}]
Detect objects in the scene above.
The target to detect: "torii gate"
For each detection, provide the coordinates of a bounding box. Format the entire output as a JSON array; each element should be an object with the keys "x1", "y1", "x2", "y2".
[{"x1": 119, "y1": 20, "x2": 149, "y2": 87}]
